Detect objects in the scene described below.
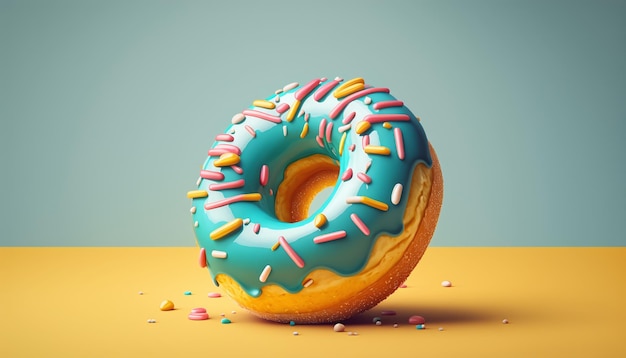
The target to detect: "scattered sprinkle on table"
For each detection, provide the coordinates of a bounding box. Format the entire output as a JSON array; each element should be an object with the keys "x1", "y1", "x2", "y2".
[
  {"x1": 290, "y1": 321, "x2": 296, "y2": 326},
  {"x1": 138, "y1": 291, "x2": 144, "y2": 295},
  {"x1": 408, "y1": 315, "x2": 425, "y2": 325},
  {"x1": 207, "y1": 292, "x2": 222, "y2": 298},
  {"x1": 147, "y1": 319, "x2": 156, "y2": 323},
  {"x1": 333, "y1": 323, "x2": 345, "y2": 332},
  {"x1": 159, "y1": 300, "x2": 174, "y2": 311},
  {"x1": 393, "y1": 323, "x2": 399, "y2": 328},
  {"x1": 441, "y1": 280, "x2": 452, "y2": 287},
  {"x1": 381, "y1": 310, "x2": 396, "y2": 316},
  {"x1": 221, "y1": 318, "x2": 231, "y2": 324},
  {"x1": 292, "y1": 331, "x2": 299, "y2": 336},
  {"x1": 184, "y1": 291, "x2": 192, "y2": 295},
  {"x1": 502, "y1": 319, "x2": 509, "y2": 324},
  {"x1": 416, "y1": 324, "x2": 425, "y2": 330}
]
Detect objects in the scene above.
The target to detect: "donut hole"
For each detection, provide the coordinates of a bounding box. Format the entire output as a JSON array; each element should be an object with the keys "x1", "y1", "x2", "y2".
[{"x1": 274, "y1": 154, "x2": 340, "y2": 223}]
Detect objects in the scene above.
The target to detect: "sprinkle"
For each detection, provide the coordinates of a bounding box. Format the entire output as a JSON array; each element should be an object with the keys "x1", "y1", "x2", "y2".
[
  {"x1": 231, "y1": 113, "x2": 245, "y2": 124},
  {"x1": 334, "y1": 323, "x2": 345, "y2": 332},
  {"x1": 364, "y1": 96, "x2": 372, "y2": 105},
  {"x1": 333, "y1": 77, "x2": 365, "y2": 98},
  {"x1": 355, "y1": 121, "x2": 371, "y2": 135},
  {"x1": 259, "y1": 265, "x2": 272, "y2": 282},
  {"x1": 200, "y1": 170, "x2": 225, "y2": 181},
  {"x1": 160, "y1": 300, "x2": 174, "y2": 311},
  {"x1": 245, "y1": 125, "x2": 256, "y2": 137},
  {"x1": 341, "y1": 168, "x2": 353, "y2": 181},
  {"x1": 215, "y1": 134, "x2": 234, "y2": 142},
  {"x1": 210, "y1": 218, "x2": 244, "y2": 240},
  {"x1": 286, "y1": 99, "x2": 301, "y2": 122},
  {"x1": 416, "y1": 324, "x2": 425, "y2": 330},
  {"x1": 365, "y1": 160, "x2": 372, "y2": 172},
  {"x1": 357, "y1": 172, "x2": 372, "y2": 184},
  {"x1": 300, "y1": 122, "x2": 309, "y2": 138},
  {"x1": 139, "y1": 291, "x2": 144, "y2": 295},
  {"x1": 391, "y1": 183, "x2": 403, "y2": 205},
  {"x1": 346, "y1": 196, "x2": 389, "y2": 211},
  {"x1": 364, "y1": 145, "x2": 391, "y2": 155},
  {"x1": 271, "y1": 241, "x2": 280, "y2": 251},
  {"x1": 362, "y1": 113, "x2": 410, "y2": 124},
  {"x1": 439, "y1": 327, "x2": 444, "y2": 331},
  {"x1": 258, "y1": 164, "x2": 269, "y2": 186},
  {"x1": 243, "y1": 218, "x2": 250, "y2": 225},
  {"x1": 283, "y1": 125, "x2": 288, "y2": 136},
  {"x1": 253, "y1": 99, "x2": 276, "y2": 109},
  {"x1": 362, "y1": 135, "x2": 370, "y2": 148},
  {"x1": 253, "y1": 223, "x2": 261, "y2": 234},
  {"x1": 208, "y1": 144, "x2": 242, "y2": 156},
  {"x1": 190, "y1": 206, "x2": 196, "y2": 214},
  {"x1": 275, "y1": 89, "x2": 283, "y2": 94},
  {"x1": 314, "y1": 78, "x2": 341, "y2": 101},
  {"x1": 292, "y1": 331, "x2": 299, "y2": 336},
  {"x1": 276, "y1": 103, "x2": 290, "y2": 114},
  {"x1": 279, "y1": 236, "x2": 305, "y2": 268},
  {"x1": 339, "y1": 132, "x2": 347, "y2": 155},
  {"x1": 211, "y1": 250, "x2": 228, "y2": 259},
  {"x1": 373, "y1": 100, "x2": 404, "y2": 110},
  {"x1": 304, "y1": 113, "x2": 310, "y2": 122},
  {"x1": 349, "y1": 144, "x2": 356, "y2": 151},
  {"x1": 325, "y1": 122, "x2": 333, "y2": 142},
  {"x1": 298, "y1": 108, "x2": 305, "y2": 117},
  {"x1": 147, "y1": 319, "x2": 156, "y2": 323},
  {"x1": 373, "y1": 317, "x2": 382, "y2": 324},
  {"x1": 502, "y1": 319, "x2": 509, "y2": 324},
  {"x1": 409, "y1": 316, "x2": 426, "y2": 325},
  {"x1": 209, "y1": 179, "x2": 245, "y2": 191},
  {"x1": 318, "y1": 118, "x2": 327, "y2": 139},
  {"x1": 393, "y1": 324, "x2": 399, "y2": 328},
  {"x1": 393, "y1": 127, "x2": 405, "y2": 160},
  {"x1": 314, "y1": 213, "x2": 327, "y2": 228},
  {"x1": 342, "y1": 111, "x2": 356, "y2": 125},
  {"x1": 313, "y1": 230, "x2": 346, "y2": 244},
  {"x1": 187, "y1": 190, "x2": 208, "y2": 199},
  {"x1": 381, "y1": 310, "x2": 396, "y2": 316},
  {"x1": 290, "y1": 321, "x2": 296, "y2": 326},
  {"x1": 338, "y1": 123, "x2": 351, "y2": 133},
  {"x1": 221, "y1": 318, "x2": 231, "y2": 324},
  {"x1": 199, "y1": 248, "x2": 207, "y2": 267},
  {"x1": 441, "y1": 280, "x2": 452, "y2": 287},
  {"x1": 208, "y1": 292, "x2": 222, "y2": 298},
  {"x1": 283, "y1": 82, "x2": 299, "y2": 92},
  {"x1": 382, "y1": 122, "x2": 392, "y2": 129},
  {"x1": 274, "y1": 95, "x2": 280, "y2": 103},
  {"x1": 350, "y1": 213, "x2": 370, "y2": 235},
  {"x1": 214, "y1": 153, "x2": 240, "y2": 167},
  {"x1": 194, "y1": 221, "x2": 199, "y2": 228},
  {"x1": 329, "y1": 87, "x2": 390, "y2": 119},
  {"x1": 230, "y1": 165, "x2": 244, "y2": 174},
  {"x1": 184, "y1": 291, "x2": 192, "y2": 295},
  {"x1": 315, "y1": 135, "x2": 324, "y2": 148},
  {"x1": 303, "y1": 278, "x2": 314, "y2": 288},
  {"x1": 294, "y1": 78, "x2": 321, "y2": 100},
  {"x1": 242, "y1": 109, "x2": 282, "y2": 124},
  {"x1": 188, "y1": 312, "x2": 209, "y2": 320},
  {"x1": 196, "y1": 176, "x2": 201, "y2": 186}
]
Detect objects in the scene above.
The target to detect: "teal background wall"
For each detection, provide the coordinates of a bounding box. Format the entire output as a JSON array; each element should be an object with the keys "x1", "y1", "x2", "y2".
[{"x1": 2, "y1": 0, "x2": 625, "y2": 246}]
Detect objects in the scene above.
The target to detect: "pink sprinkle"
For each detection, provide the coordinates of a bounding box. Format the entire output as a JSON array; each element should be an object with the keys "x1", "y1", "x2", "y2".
[
  {"x1": 230, "y1": 165, "x2": 244, "y2": 175},
  {"x1": 198, "y1": 248, "x2": 207, "y2": 268},
  {"x1": 245, "y1": 125, "x2": 256, "y2": 137},
  {"x1": 408, "y1": 316, "x2": 426, "y2": 325},
  {"x1": 357, "y1": 172, "x2": 372, "y2": 184},
  {"x1": 278, "y1": 236, "x2": 305, "y2": 268},
  {"x1": 381, "y1": 310, "x2": 397, "y2": 316},
  {"x1": 253, "y1": 223, "x2": 260, "y2": 234},
  {"x1": 315, "y1": 135, "x2": 324, "y2": 148},
  {"x1": 209, "y1": 179, "x2": 245, "y2": 191},
  {"x1": 313, "y1": 230, "x2": 346, "y2": 244},
  {"x1": 200, "y1": 170, "x2": 225, "y2": 181},
  {"x1": 373, "y1": 100, "x2": 404, "y2": 110},
  {"x1": 400, "y1": 283, "x2": 408, "y2": 288},
  {"x1": 208, "y1": 144, "x2": 241, "y2": 156},
  {"x1": 350, "y1": 213, "x2": 370, "y2": 235},
  {"x1": 188, "y1": 313, "x2": 209, "y2": 320},
  {"x1": 276, "y1": 103, "x2": 290, "y2": 114},
  {"x1": 191, "y1": 307, "x2": 207, "y2": 314},
  {"x1": 259, "y1": 165, "x2": 269, "y2": 186},
  {"x1": 342, "y1": 111, "x2": 356, "y2": 125},
  {"x1": 349, "y1": 144, "x2": 356, "y2": 152},
  {"x1": 362, "y1": 135, "x2": 370, "y2": 148},
  {"x1": 204, "y1": 193, "x2": 261, "y2": 210},
  {"x1": 313, "y1": 78, "x2": 341, "y2": 101},
  {"x1": 215, "y1": 134, "x2": 234, "y2": 142},
  {"x1": 325, "y1": 122, "x2": 333, "y2": 142},
  {"x1": 329, "y1": 87, "x2": 390, "y2": 119},
  {"x1": 208, "y1": 292, "x2": 222, "y2": 298},
  {"x1": 341, "y1": 168, "x2": 353, "y2": 181},
  {"x1": 318, "y1": 118, "x2": 327, "y2": 139},
  {"x1": 294, "y1": 78, "x2": 321, "y2": 100},
  {"x1": 242, "y1": 109, "x2": 282, "y2": 124},
  {"x1": 362, "y1": 113, "x2": 410, "y2": 124},
  {"x1": 393, "y1": 128, "x2": 405, "y2": 160}
]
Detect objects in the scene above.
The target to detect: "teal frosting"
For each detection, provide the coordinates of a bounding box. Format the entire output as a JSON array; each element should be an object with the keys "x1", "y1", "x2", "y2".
[{"x1": 190, "y1": 78, "x2": 432, "y2": 297}]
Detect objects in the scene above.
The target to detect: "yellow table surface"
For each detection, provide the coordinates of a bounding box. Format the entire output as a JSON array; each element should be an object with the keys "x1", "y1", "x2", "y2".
[{"x1": 1, "y1": 247, "x2": 625, "y2": 357}]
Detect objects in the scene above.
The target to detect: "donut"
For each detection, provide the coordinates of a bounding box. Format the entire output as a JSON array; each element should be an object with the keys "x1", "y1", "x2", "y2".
[{"x1": 187, "y1": 77, "x2": 443, "y2": 324}]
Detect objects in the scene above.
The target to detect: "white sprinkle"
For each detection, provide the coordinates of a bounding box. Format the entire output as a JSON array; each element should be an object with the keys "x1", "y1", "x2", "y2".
[
  {"x1": 334, "y1": 76, "x2": 343, "y2": 81},
  {"x1": 196, "y1": 177, "x2": 202, "y2": 186},
  {"x1": 441, "y1": 280, "x2": 452, "y2": 287},
  {"x1": 303, "y1": 278, "x2": 314, "y2": 288},
  {"x1": 283, "y1": 82, "x2": 299, "y2": 92},
  {"x1": 338, "y1": 123, "x2": 352, "y2": 133},
  {"x1": 259, "y1": 265, "x2": 272, "y2": 282},
  {"x1": 283, "y1": 125, "x2": 288, "y2": 136},
  {"x1": 229, "y1": 128, "x2": 236, "y2": 134},
  {"x1": 211, "y1": 250, "x2": 227, "y2": 259},
  {"x1": 439, "y1": 327, "x2": 444, "y2": 331},
  {"x1": 391, "y1": 183, "x2": 403, "y2": 205},
  {"x1": 231, "y1": 311, "x2": 237, "y2": 314},
  {"x1": 393, "y1": 323, "x2": 399, "y2": 328},
  {"x1": 274, "y1": 95, "x2": 280, "y2": 103},
  {"x1": 375, "y1": 321, "x2": 382, "y2": 326},
  {"x1": 231, "y1": 113, "x2": 245, "y2": 124},
  {"x1": 292, "y1": 331, "x2": 299, "y2": 336},
  {"x1": 147, "y1": 319, "x2": 156, "y2": 323},
  {"x1": 243, "y1": 218, "x2": 251, "y2": 225},
  {"x1": 298, "y1": 108, "x2": 305, "y2": 117},
  {"x1": 194, "y1": 221, "x2": 199, "y2": 228},
  {"x1": 502, "y1": 319, "x2": 509, "y2": 324},
  {"x1": 275, "y1": 89, "x2": 283, "y2": 95},
  {"x1": 190, "y1": 206, "x2": 196, "y2": 214},
  {"x1": 138, "y1": 291, "x2": 144, "y2": 295},
  {"x1": 333, "y1": 323, "x2": 345, "y2": 332},
  {"x1": 364, "y1": 96, "x2": 372, "y2": 105}
]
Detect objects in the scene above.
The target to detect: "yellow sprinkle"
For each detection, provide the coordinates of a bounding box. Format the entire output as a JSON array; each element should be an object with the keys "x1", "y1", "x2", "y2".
[
  {"x1": 361, "y1": 196, "x2": 389, "y2": 211},
  {"x1": 355, "y1": 121, "x2": 371, "y2": 134},
  {"x1": 241, "y1": 193, "x2": 262, "y2": 202},
  {"x1": 214, "y1": 152, "x2": 240, "y2": 167},
  {"x1": 338, "y1": 132, "x2": 347, "y2": 156},
  {"x1": 364, "y1": 145, "x2": 391, "y2": 155},
  {"x1": 187, "y1": 190, "x2": 208, "y2": 199},
  {"x1": 210, "y1": 218, "x2": 243, "y2": 240},
  {"x1": 271, "y1": 241, "x2": 280, "y2": 251},
  {"x1": 286, "y1": 99, "x2": 301, "y2": 122},
  {"x1": 333, "y1": 77, "x2": 365, "y2": 98},
  {"x1": 383, "y1": 122, "x2": 392, "y2": 129},
  {"x1": 300, "y1": 122, "x2": 309, "y2": 138},
  {"x1": 314, "y1": 213, "x2": 327, "y2": 228},
  {"x1": 252, "y1": 99, "x2": 276, "y2": 110}
]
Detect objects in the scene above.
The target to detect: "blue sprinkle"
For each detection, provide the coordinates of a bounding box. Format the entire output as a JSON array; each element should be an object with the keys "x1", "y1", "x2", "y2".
[
  {"x1": 221, "y1": 318, "x2": 231, "y2": 324},
  {"x1": 416, "y1": 324, "x2": 425, "y2": 330},
  {"x1": 289, "y1": 321, "x2": 296, "y2": 326},
  {"x1": 184, "y1": 291, "x2": 192, "y2": 295}
]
